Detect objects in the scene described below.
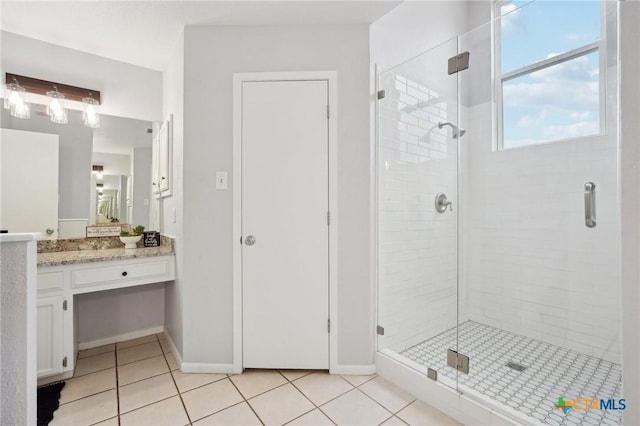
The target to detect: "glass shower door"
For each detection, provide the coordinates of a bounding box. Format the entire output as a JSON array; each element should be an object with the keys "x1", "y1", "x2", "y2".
[{"x1": 376, "y1": 37, "x2": 460, "y2": 391}]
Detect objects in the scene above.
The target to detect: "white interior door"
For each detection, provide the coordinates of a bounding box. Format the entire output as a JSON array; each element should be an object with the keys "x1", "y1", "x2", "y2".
[
  {"x1": 242, "y1": 80, "x2": 329, "y2": 369},
  {"x1": 0, "y1": 129, "x2": 59, "y2": 239}
]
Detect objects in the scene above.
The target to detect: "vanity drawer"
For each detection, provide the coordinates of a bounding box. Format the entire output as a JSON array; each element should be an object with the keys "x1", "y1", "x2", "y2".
[
  {"x1": 71, "y1": 258, "x2": 173, "y2": 290},
  {"x1": 37, "y1": 271, "x2": 65, "y2": 293}
]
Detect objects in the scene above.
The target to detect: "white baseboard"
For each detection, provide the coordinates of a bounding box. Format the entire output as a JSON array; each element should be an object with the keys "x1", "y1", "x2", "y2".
[
  {"x1": 77, "y1": 326, "x2": 165, "y2": 350},
  {"x1": 163, "y1": 331, "x2": 183, "y2": 370},
  {"x1": 330, "y1": 364, "x2": 376, "y2": 375},
  {"x1": 181, "y1": 363, "x2": 234, "y2": 374}
]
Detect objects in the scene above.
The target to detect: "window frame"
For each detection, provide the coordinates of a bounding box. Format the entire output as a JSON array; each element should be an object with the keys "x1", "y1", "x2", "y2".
[{"x1": 493, "y1": 0, "x2": 607, "y2": 151}]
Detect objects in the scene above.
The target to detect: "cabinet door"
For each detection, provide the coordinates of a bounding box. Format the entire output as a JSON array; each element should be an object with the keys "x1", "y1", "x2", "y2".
[
  {"x1": 37, "y1": 296, "x2": 64, "y2": 378},
  {"x1": 151, "y1": 132, "x2": 161, "y2": 195},
  {"x1": 158, "y1": 119, "x2": 171, "y2": 194}
]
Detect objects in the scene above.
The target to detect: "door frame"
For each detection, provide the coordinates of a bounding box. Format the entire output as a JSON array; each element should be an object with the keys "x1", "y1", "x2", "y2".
[{"x1": 232, "y1": 71, "x2": 338, "y2": 374}]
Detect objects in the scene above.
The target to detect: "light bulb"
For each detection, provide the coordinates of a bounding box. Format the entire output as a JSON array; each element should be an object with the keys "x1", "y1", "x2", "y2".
[{"x1": 82, "y1": 96, "x2": 100, "y2": 128}]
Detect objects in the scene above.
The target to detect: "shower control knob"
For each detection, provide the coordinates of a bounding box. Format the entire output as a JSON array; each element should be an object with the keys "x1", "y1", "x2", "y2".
[{"x1": 435, "y1": 193, "x2": 453, "y2": 213}]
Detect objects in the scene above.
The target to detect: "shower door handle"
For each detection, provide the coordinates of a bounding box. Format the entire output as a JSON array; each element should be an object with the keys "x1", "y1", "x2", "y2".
[{"x1": 584, "y1": 182, "x2": 596, "y2": 228}]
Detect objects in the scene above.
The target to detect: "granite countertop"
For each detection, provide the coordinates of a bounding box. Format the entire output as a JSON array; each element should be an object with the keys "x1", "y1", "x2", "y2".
[
  {"x1": 37, "y1": 235, "x2": 176, "y2": 267},
  {"x1": 38, "y1": 245, "x2": 175, "y2": 267}
]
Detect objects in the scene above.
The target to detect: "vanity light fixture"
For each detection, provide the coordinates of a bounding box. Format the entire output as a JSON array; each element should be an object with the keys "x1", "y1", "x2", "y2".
[
  {"x1": 3, "y1": 77, "x2": 31, "y2": 119},
  {"x1": 46, "y1": 87, "x2": 68, "y2": 124},
  {"x1": 92, "y1": 165, "x2": 104, "y2": 179},
  {"x1": 82, "y1": 95, "x2": 100, "y2": 128},
  {"x1": 4, "y1": 73, "x2": 101, "y2": 128}
]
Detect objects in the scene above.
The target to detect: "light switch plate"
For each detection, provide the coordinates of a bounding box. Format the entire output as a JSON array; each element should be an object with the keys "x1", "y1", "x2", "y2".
[{"x1": 216, "y1": 172, "x2": 228, "y2": 190}]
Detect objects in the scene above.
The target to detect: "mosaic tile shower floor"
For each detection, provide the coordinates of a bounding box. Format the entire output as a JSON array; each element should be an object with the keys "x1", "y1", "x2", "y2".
[{"x1": 401, "y1": 321, "x2": 622, "y2": 426}]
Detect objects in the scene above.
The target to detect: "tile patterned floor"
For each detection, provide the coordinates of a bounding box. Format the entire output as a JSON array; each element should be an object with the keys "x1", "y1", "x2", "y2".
[
  {"x1": 48, "y1": 333, "x2": 460, "y2": 426},
  {"x1": 401, "y1": 321, "x2": 623, "y2": 426}
]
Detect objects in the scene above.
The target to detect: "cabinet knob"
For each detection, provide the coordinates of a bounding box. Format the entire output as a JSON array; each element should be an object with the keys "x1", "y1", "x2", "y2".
[{"x1": 122, "y1": 271, "x2": 128, "y2": 277}]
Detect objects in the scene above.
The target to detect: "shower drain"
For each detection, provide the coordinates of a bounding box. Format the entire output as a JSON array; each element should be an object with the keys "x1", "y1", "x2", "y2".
[{"x1": 505, "y1": 361, "x2": 527, "y2": 372}]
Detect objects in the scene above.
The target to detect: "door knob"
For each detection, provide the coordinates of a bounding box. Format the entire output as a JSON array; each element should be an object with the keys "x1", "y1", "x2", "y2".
[
  {"x1": 244, "y1": 235, "x2": 256, "y2": 246},
  {"x1": 46, "y1": 227, "x2": 55, "y2": 235}
]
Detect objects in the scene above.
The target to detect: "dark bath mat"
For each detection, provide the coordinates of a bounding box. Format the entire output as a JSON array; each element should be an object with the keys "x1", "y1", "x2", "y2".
[{"x1": 37, "y1": 381, "x2": 65, "y2": 426}]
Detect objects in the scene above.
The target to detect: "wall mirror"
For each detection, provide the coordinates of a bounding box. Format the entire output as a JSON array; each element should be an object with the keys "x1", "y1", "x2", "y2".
[{"x1": 0, "y1": 106, "x2": 159, "y2": 239}]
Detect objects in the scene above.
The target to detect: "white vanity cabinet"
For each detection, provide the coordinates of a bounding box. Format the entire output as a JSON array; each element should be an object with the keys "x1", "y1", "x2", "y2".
[
  {"x1": 36, "y1": 295, "x2": 65, "y2": 377},
  {"x1": 36, "y1": 254, "x2": 175, "y2": 382}
]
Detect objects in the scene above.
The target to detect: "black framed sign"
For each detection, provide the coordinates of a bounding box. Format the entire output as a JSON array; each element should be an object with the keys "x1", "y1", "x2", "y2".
[{"x1": 143, "y1": 231, "x2": 161, "y2": 247}]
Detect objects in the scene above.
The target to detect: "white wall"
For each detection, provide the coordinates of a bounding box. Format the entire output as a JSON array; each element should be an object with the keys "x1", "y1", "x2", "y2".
[
  {"x1": 75, "y1": 283, "x2": 165, "y2": 345},
  {"x1": 620, "y1": 1, "x2": 640, "y2": 423},
  {"x1": 370, "y1": 1, "x2": 490, "y2": 71},
  {"x1": 178, "y1": 25, "x2": 371, "y2": 366},
  {"x1": 162, "y1": 30, "x2": 185, "y2": 356},
  {"x1": 0, "y1": 31, "x2": 163, "y2": 122},
  {"x1": 92, "y1": 152, "x2": 131, "y2": 176}
]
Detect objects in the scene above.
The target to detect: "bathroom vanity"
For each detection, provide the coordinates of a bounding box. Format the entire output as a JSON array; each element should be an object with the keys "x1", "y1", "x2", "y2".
[{"x1": 36, "y1": 240, "x2": 175, "y2": 384}]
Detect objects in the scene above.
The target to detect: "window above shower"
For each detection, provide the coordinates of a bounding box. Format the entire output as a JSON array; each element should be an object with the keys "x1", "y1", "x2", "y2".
[{"x1": 496, "y1": 0, "x2": 604, "y2": 149}]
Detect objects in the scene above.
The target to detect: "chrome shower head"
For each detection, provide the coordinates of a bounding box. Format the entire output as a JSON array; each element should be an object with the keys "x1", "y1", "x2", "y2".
[{"x1": 438, "y1": 121, "x2": 466, "y2": 139}]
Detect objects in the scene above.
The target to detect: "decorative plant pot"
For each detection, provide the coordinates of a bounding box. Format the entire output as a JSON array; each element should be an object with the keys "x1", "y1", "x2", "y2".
[{"x1": 119, "y1": 235, "x2": 142, "y2": 249}]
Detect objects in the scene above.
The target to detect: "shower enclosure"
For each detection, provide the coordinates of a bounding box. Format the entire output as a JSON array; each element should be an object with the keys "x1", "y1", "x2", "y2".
[{"x1": 376, "y1": 2, "x2": 622, "y2": 425}]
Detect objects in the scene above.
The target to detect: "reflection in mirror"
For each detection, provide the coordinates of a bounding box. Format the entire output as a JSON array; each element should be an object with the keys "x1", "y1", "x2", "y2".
[{"x1": 0, "y1": 106, "x2": 158, "y2": 238}]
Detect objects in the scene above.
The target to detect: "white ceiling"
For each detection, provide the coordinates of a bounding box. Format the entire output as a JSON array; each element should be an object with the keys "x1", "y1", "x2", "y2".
[{"x1": 0, "y1": 1, "x2": 401, "y2": 71}]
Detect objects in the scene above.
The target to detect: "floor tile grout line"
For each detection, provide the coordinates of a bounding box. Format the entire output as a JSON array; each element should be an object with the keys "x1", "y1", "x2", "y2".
[
  {"x1": 235, "y1": 377, "x2": 290, "y2": 402},
  {"x1": 159, "y1": 336, "x2": 194, "y2": 425},
  {"x1": 317, "y1": 405, "x2": 339, "y2": 426},
  {"x1": 59, "y1": 384, "x2": 118, "y2": 407},
  {"x1": 393, "y1": 414, "x2": 411, "y2": 425},
  {"x1": 171, "y1": 373, "x2": 228, "y2": 395},
  {"x1": 296, "y1": 381, "x2": 357, "y2": 411},
  {"x1": 79, "y1": 335, "x2": 159, "y2": 360},
  {"x1": 73, "y1": 364, "x2": 116, "y2": 379},
  {"x1": 116, "y1": 350, "x2": 165, "y2": 368},
  {"x1": 114, "y1": 344, "x2": 121, "y2": 426},
  {"x1": 393, "y1": 399, "x2": 417, "y2": 416},
  {"x1": 118, "y1": 394, "x2": 179, "y2": 417},
  {"x1": 288, "y1": 377, "x2": 322, "y2": 409},
  {"x1": 282, "y1": 407, "x2": 327, "y2": 426},
  {"x1": 227, "y1": 377, "x2": 265, "y2": 426},
  {"x1": 354, "y1": 386, "x2": 396, "y2": 419}
]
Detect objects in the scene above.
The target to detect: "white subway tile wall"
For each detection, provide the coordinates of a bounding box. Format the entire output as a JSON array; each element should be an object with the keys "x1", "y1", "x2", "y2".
[
  {"x1": 377, "y1": 70, "x2": 459, "y2": 354},
  {"x1": 460, "y1": 103, "x2": 621, "y2": 364}
]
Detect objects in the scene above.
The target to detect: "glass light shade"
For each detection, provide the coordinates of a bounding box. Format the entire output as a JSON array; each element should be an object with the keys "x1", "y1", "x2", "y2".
[
  {"x1": 46, "y1": 90, "x2": 68, "y2": 124},
  {"x1": 82, "y1": 97, "x2": 100, "y2": 128},
  {"x1": 4, "y1": 83, "x2": 31, "y2": 119}
]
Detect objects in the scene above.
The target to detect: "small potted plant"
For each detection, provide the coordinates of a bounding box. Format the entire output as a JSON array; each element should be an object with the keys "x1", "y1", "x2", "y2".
[{"x1": 119, "y1": 225, "x2": 145, "y2": 249}]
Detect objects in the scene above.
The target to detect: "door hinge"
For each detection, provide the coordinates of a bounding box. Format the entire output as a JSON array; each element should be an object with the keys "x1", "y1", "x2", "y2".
[
  {"x1": 327, "y1": 319, "x2": 331, "y2": 333},
  {"x1": 377, "y1": 325, "x2": 385, "y2": 335},
  {"x1": 447, "y1": 51, "x2": 471, "y2": 75},
  {"x1": 447, "y1": 349, "x2": 470, "y2": 374},
  {"x1": 62, "y1": 300, "x2": 68, "y2": 311},
  {"x1": 377, "y1": 90, "x2": 386, "y2": 100},
  {"x1": 327, "y1": 104, "x2": 330, "y2": 119},
  {"x1": 62, "y1": 356, "x2": 68, "y2": 368},
  {"x1": 327, "y1": 211, "x2": 330, "y2": 226}
]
